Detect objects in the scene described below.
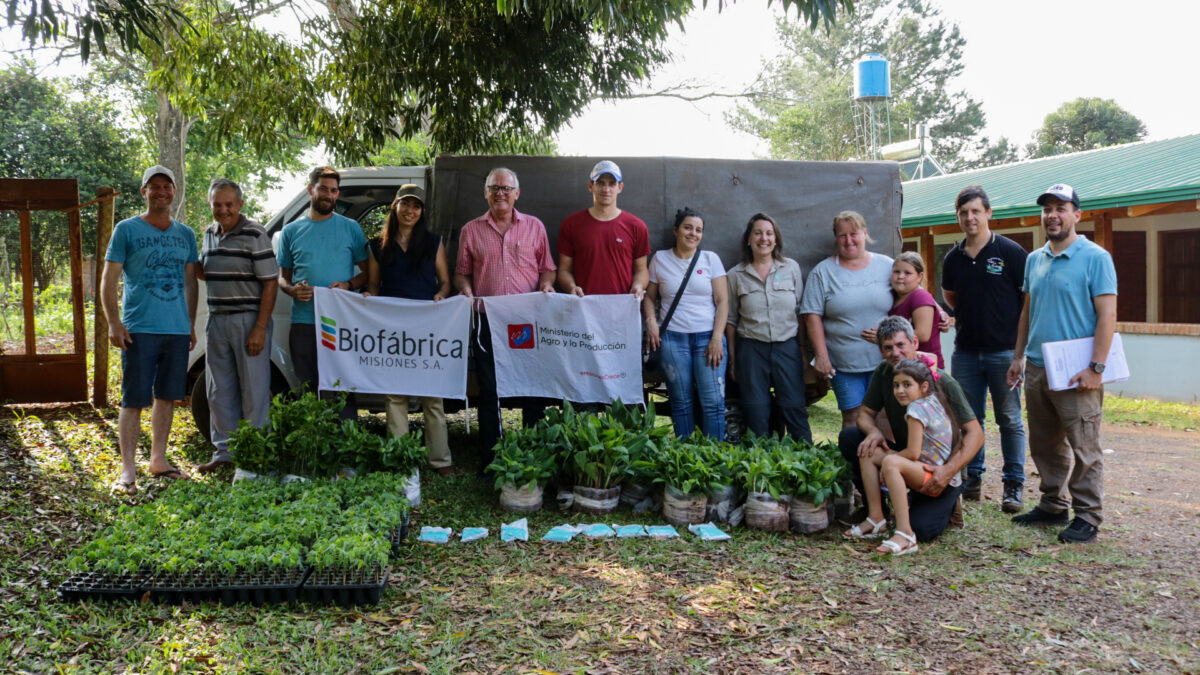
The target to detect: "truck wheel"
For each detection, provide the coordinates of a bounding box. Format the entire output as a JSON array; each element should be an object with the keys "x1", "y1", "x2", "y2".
[{"x1": 191, "y1": 373, "x2": 212, "y2": 443}]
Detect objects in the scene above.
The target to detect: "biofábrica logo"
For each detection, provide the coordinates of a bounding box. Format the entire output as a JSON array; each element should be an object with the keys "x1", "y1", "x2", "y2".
[{"x1": 320, "y1": 316, "x2": 337, "y2": 350}]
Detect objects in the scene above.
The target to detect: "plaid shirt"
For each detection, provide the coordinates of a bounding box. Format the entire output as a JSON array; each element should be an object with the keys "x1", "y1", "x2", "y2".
[{"x1": 454, "y1": 208, "x2": 555, "y2": 296}]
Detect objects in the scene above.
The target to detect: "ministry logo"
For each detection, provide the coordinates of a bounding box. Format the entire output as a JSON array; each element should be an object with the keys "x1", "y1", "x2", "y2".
[{"x1": 508, "y1": 324, "x2": 535, "y2": 349}]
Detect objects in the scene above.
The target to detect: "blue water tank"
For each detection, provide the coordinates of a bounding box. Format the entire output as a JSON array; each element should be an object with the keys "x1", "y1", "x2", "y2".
[{"x1": 854, "y1": 53, "x2": 890, "y2": 100}]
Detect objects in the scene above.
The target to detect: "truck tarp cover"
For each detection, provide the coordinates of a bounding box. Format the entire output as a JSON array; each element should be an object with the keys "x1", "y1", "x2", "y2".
[{"x1": 431, "y1": 156, "x2": 902, "y2": 281}]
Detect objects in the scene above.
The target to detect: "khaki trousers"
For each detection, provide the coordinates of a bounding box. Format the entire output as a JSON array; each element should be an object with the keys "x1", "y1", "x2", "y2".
[
  {"x1": 1024, "y1": 363, "x2": 1105, "y2": 526},
  {"x1": 385, "y1": 394, "x2": 452, "y2": 469}
]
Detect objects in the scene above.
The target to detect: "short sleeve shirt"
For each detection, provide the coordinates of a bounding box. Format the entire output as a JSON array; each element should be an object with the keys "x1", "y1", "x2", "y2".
[
  {"x1": 906, "y1": 395, "x2": 957, "y2": 485},
  {"x1": 941, "y1": 233, "x2": 1027, "y2": 351},
  {"x1": 890, "y1": 288, "x2": 944, "y2": 368},
  {"x1": 200, "y1": 216, "x2": 278, "y2": 312},
  {"x1": 454, "y1": 209, "x2": 555, "y2": 297},
  {"x1": 558, "y1": 209, "x2": 650, "y2": 295},
  {"x1": 1023, "y1": 235, "x2": 1118, "y2": 367},
  {"x1": 648, "y1": 249, "x2": 726, "y2": 334},
  {"x1": 726, "y1": 258, "x2": 803, "y2": 343},
  {"x1": 276, "y1": 212, "x2": 368, "y2": 324},
  {"x1": 105, "y1": 216, "x2": 199, "y2": 334},
  {"x1": 862, "y1": 360, "x2": 974, "y2": 451},
  {"x1": 799, "y1": 253, "x2": 894, "y2": 372}
]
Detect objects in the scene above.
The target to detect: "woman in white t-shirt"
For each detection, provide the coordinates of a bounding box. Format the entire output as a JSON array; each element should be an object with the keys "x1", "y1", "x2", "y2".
[{"x1": 642, "y1": 208, "x2": 730, "y2": 438}]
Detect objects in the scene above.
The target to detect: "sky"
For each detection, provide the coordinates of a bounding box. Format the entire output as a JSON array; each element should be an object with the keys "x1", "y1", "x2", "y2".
[{"x1": 556, "y1": 0, "x2": 1200, "y2": 159}]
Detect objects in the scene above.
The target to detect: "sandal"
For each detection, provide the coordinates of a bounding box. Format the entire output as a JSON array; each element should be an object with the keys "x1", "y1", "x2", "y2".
[
  {"x1": 151, "y1": 468, "x2": 190, "y2": 481},
  {"x1": 877, "y1": 530, "x2": 919, "y2": 556},
  {"x1": 110, "y1": 479, "x2": 137, "y2": 496},
  {"x1": 844, "y1": 516, "x2": 887, "y2": 539}
]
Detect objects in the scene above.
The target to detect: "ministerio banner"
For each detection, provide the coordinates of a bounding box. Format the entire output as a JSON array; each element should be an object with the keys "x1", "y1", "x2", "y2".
[
  {"x1": 313, "y1": 288, "x2": 470, "y2": 399},
  {"x1": 483, "y1": 292, "x2": 642, "y2": 404}
]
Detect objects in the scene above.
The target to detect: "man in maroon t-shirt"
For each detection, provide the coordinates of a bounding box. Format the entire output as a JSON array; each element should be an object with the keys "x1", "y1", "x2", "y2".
[{"x1": 557, "y1": 160, "x2": 650, "y2": 298}]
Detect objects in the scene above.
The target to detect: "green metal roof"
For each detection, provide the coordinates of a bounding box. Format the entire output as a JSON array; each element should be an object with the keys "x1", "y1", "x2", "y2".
[{"x1": 902, "y1": 134, "x2": 1200, "y2": 229}]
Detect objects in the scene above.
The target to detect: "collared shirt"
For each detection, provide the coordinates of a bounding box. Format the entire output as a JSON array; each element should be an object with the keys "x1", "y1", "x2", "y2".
[
  {"x1": 942, "y1": 232, "x2": 1027, "y2": 351},
  {"x1": 454, "y1": 208, "x2": 555, "y2": 297},
  {"x1": 201, "y1": 215, "x2": 278, "y2": 312},
  {"x1": 726, "y1": 258, "x2": 803, "y2": 343},
  {"x1": 1023, "y1": 234, "x2": 1117, "y2": 367}
]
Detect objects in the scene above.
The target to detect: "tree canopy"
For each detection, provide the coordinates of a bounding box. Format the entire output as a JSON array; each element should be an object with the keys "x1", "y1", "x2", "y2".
[
  {"x1": 728, "y1": 0, "x2": 985, "y2": 173},
  {"x1": 1026, "y1": 97, "x2": 1147, "y2": 158}
]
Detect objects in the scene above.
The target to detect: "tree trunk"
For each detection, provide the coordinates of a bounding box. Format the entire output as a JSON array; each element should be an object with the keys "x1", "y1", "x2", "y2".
[{"x1": 155, "y1": 92, "x2": 193, "y2": 223}]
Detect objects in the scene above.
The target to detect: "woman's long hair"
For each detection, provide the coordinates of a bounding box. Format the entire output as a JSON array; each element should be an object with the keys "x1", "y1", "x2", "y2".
[
  {"x1": 894, "y1": 356, "x2": 961, "y2": 450},
  {"x1": 377, "y1": 199, "x2": 437, "y2": 269}
]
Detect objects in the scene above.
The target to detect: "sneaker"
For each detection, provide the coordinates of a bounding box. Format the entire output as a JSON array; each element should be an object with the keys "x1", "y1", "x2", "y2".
[
  {"x1": 1057, "y1": 517, "x2": 1099, "y2": 543},
  {"x1": 1011, "y1": 505, "x2": 1069, "y2": 527},
  {"x1": 1001, "y1": 481, "x2": 1024, "y2": 514},
  {"x1": 962, "y1": 474, "x2": 982, "y2": 501}
]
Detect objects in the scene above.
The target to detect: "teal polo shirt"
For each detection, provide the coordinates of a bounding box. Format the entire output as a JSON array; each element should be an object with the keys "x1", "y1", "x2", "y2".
[
  {"x1": 1023, "y1": 235, "x2": 1117, "y2": 367},
  {"x1": 276, "y1": 212, "x2": 368, "y2": 325}
]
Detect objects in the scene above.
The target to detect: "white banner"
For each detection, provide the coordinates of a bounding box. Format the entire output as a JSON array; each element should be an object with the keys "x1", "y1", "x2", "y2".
[
  {"x1": 313, "y1": 288, "x2": 470, "y2": 398},
  {"x1": 483, "y1": 292, "x2": 642, "y2": 404}
]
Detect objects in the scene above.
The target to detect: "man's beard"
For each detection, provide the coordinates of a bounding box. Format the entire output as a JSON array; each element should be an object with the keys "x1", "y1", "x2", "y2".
[{"x1": 312, "y1": 198, "x2": 335, "y2": 215}]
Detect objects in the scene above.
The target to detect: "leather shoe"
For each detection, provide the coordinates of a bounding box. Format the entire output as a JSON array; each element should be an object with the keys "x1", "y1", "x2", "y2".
[
  {"x1": 196, "y1": 459, "x2": 232, "y2": 474},
  {"x1": 435, "y1": 466, "x2": 455, "y2": 476}
]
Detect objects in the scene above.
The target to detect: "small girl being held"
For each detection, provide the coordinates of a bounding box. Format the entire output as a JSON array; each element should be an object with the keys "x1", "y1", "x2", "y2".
[{"x1": 844, "y1": 354, "x2": 960, "y2": 556}]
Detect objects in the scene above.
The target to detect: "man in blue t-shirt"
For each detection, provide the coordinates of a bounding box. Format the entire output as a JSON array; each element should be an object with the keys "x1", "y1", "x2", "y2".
[
  {"x1": 277, "y1": 166, "x2": 368, "y2": 419},
  {"x1": 942, "y1": 185, "x2": 1028, "y2": 513},
  {"x1": 1007, "y1": 184, "x2": 1117, "y2": 544},
  {"x1": 100, "y1": 165, "x2": 200, "y2": 495}
]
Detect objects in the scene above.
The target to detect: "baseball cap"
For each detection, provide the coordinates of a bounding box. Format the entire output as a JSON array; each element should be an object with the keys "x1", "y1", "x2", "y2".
[
  {"x1": 1036, "y1": 183, "x2": 1080, "y2": 208},
  {"x1": 141, "y1": 165, "x2": 176, "y2": 187},
  {"x1": 589, "y1": 160, "x2": 622, "y2": 183},
  {"x1": 395, "y1": 184, "x2": 425, "y2": 204}
]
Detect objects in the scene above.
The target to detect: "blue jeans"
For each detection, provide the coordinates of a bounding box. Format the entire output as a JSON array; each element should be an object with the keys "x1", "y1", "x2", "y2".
[
  {"x1": 953, "y1": 349, "x2": 1026, "y2": 484},
  {"x1": 661, "y1": 330, "x2": 726, "y2": 439}
]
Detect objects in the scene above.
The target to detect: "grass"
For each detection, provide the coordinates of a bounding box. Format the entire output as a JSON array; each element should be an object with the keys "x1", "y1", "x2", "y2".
[
  {"x1": 1102, "y1": 395, "x2": 1200, "y2": 431},
  {"x1": 2, "y1": 387, "x2": 1199, "y2": 674}
]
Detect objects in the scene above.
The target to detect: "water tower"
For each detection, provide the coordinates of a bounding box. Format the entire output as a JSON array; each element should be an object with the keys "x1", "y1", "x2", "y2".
[{"x1": 852, "y1": 53, "x2": 892, "y2": 160}]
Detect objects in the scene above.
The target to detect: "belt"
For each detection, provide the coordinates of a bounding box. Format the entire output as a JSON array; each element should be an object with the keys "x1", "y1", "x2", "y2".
[{"x1": 210, "y1": 308, "x2": 257, "y2": 315}]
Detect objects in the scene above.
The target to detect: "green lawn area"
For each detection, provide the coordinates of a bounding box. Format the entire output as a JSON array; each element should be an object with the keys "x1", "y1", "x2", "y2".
[{"x1": 1, "y1": 391, "x2": 1197, "y2": 673}]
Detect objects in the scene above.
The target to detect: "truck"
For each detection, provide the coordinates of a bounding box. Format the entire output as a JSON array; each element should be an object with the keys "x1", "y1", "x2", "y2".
[{"x1": 186, "y1": 156, "x2": 902, "y2": 438}]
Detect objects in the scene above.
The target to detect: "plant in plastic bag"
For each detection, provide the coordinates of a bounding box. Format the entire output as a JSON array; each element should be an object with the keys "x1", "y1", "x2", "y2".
[
  {"x1": 229, "y1": 419, "x2": 277, "y2": 474},
  {"x1": 487, "y1": 427, "x2": 556, "y2": 491},
  {"x1": 738, "y1": 434, "x2": 791, "y2": 500},
  {"x1": 570, "y1": 414, "x2": 632, "y2": 489},
  {"x1": 274, "y1": 391, "x2": 343, "y2": 476},
  {"x1": 650, "y1": 431, "x2": 721, "y2": 497},
  {"x1": 377, "y1": 431, "x2": 426, "y2": 476},
  {"x1": 536, "y1": 401, "x2": 579, "y2": 480}
]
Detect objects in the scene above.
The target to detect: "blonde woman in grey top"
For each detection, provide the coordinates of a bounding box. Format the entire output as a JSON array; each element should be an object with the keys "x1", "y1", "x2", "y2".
[
  {"x1": 800, "y1": 210, "x2": 894, "y2": 428},
  {"x1": 725, "y1": 213, "x2": 811, "y2": 441}
]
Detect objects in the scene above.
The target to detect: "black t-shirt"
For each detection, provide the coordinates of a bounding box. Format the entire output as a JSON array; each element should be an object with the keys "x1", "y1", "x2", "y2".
[{"x1": 941, "y1": 233, "x2": 1027, "y2": 351}]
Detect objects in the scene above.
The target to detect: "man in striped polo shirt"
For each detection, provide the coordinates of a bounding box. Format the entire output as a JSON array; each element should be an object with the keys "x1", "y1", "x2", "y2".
[{"x1": 196, "y1": 178, "x2": 279, "y2": 473}]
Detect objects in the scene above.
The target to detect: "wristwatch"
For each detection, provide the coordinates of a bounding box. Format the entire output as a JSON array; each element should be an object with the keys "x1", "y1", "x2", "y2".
[{"x1": 1089, "y1": 361, "x2": 1106, "y2": 374}]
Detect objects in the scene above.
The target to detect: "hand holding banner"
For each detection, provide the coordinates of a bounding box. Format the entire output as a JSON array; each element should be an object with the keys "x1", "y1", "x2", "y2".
[
  {"x1": 313, "y1": 288, "x2": 470, "y2": 398},
  {"x1": 482, "y1": 292, "x2": 641, "y2": 404}
]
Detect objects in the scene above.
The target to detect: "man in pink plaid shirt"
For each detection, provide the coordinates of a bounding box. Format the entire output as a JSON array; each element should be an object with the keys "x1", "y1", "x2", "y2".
[{"x1": 454, "y1": 167, "x2": 556, "y2": 473}]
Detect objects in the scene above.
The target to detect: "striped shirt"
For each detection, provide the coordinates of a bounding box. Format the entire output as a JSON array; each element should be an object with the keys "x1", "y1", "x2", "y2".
[
  {"x1": 454, "y1": 208, "x2": 555, "y2": 297},
  {"x1": 200, "y1": 216, "x2": 278, "y2": 312}
]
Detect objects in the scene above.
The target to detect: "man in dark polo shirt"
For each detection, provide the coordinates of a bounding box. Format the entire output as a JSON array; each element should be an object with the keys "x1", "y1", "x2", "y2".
[
  {"x1": 196, "y1": 179, "x2": 278, "y2": 473},
  {"x1": 838, "y1": 316, "x2": 984, "y2": 541},
  {"x1": 942, "y1": 185, "x2": 1028, "y2": 512}
]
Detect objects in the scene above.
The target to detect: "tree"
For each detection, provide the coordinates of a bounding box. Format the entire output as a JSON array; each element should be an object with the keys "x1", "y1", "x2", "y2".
[
  {"x1": 0, "y1": 60, "x2": 144, "y2": 289},
  {"x1": 1026, "y1": 97, "x2": 1147, "y2": 158},
  {"x1": 728, "y1": 0, "x2": 986, "y2": 172}
]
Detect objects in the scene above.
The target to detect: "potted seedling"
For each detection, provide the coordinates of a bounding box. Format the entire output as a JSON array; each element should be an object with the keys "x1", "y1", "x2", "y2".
[
  {"x1": 605, "y1": 400, "x2": 670, "y2": 508},
  {"x1": 701, "y1": 436, "x2": 746, "y2": 525},
  {"x1": 488, "y1": 427, "x2": 557, "y2": 512},
  {"x1": 785, "y1": 439, "x2": 850, "y2": 534},
  {"x1": 739, "y1": 437, "x2": 792, "y2": 532},
  {"x1": 652, "y1": 431, "x2": 720, "y2": 526},
  {"x1": 569, "y1": 414, "x2": 632, "y2": 514}
]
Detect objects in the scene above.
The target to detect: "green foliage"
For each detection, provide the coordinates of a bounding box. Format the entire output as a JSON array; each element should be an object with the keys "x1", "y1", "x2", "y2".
[
  {"x1": 568, "y1": 414, "x2": 634, "y2": 489},
  {"x1": 737, "y1": 435, "x2": 849, "y2": 504},
  {"x1": 1026, "y1": 97, "x2": 1147, "y2": 159},
  {"x1": 728, "y1": 0, "x2": 986, "y2": 172},
  {"x1": 0, "y1": 59, "x2": 144, "y2": 288},
  {"x1": 487, "y1": 427, "x2": 557, "y2": 491},
  {"x1": 66, "y1": 473, "x2": 409, "y2": 575},
  {"x1": 647, "y1": 430, "x2": 724, "y2": 497}
]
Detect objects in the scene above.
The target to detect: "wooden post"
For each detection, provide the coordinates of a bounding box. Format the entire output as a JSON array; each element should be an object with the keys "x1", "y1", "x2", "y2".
[
  {"x1": 93, "y1": 187, "x2": 115, "y2": 407},
  {"x1": 920, "y1": 230, "x2": 936, "y2": 292},
  {"x1": 19, "y1": 210, "x2": 34, "y2": 355},
  {"x1": 1093, "y1": 211, "x2": 1114, "y2": 253}
]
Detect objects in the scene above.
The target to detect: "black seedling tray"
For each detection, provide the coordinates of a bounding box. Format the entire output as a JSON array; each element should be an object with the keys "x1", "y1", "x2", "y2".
[
  {"x1": 301, "y1": 564, "x2": 389, "y2": 607},
  {"x1": 145, "y1": 570, "x2": 224, "y2": 605},
  {"x1": 218, "y1": 567, "x2": 309, "y2": 606},
  {"x1": 389, "y1": 512, "x2": 411, "y2": 558},
  {"x1": 58, "y1": 570, "x2": 147, "y2": 603}
]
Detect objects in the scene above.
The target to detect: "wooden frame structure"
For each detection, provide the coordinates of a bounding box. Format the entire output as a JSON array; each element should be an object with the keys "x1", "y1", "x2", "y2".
[{"x1": 0, "y1": 179, "x2": 88, "y2": 403}]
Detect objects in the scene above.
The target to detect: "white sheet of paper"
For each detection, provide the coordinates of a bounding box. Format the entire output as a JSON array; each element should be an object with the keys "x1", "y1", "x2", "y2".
[{"x1": 1040, "y1": 333, "x2": 1130, "y2": 391}]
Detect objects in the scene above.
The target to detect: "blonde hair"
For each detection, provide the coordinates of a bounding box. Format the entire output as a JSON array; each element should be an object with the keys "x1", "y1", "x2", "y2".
[{"x1": 832, "y1": 210, "x2": 875, "y2": 244}]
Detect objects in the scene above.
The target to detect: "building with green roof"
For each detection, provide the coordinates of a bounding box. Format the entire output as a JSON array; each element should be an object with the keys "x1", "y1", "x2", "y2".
[{"x1": 898, "y1": 133, "x2": 1200, "y2": 400}]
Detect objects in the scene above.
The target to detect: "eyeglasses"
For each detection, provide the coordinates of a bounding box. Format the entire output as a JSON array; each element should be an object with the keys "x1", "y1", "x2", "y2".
[{"x1": 486, "y1": 185, "x2": 517, "y2": 194}]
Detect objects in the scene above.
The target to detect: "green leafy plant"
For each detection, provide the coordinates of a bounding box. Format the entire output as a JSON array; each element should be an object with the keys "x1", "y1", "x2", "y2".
[
  {"x1": 569, "y1": 413, "x2": 632, "y2": 489},
  {"x1": 487, "y1": 427, "x2": 556, "y2": 491},
  {"x1": 738, "y1": 434, "x2": 793, "y2": 500},
  {"x1": 647, "y1": 430, "x2": 722, "y2": 497},
  {"x1": 784, "y1": 439, "x2": 850, "y2": 505}
]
